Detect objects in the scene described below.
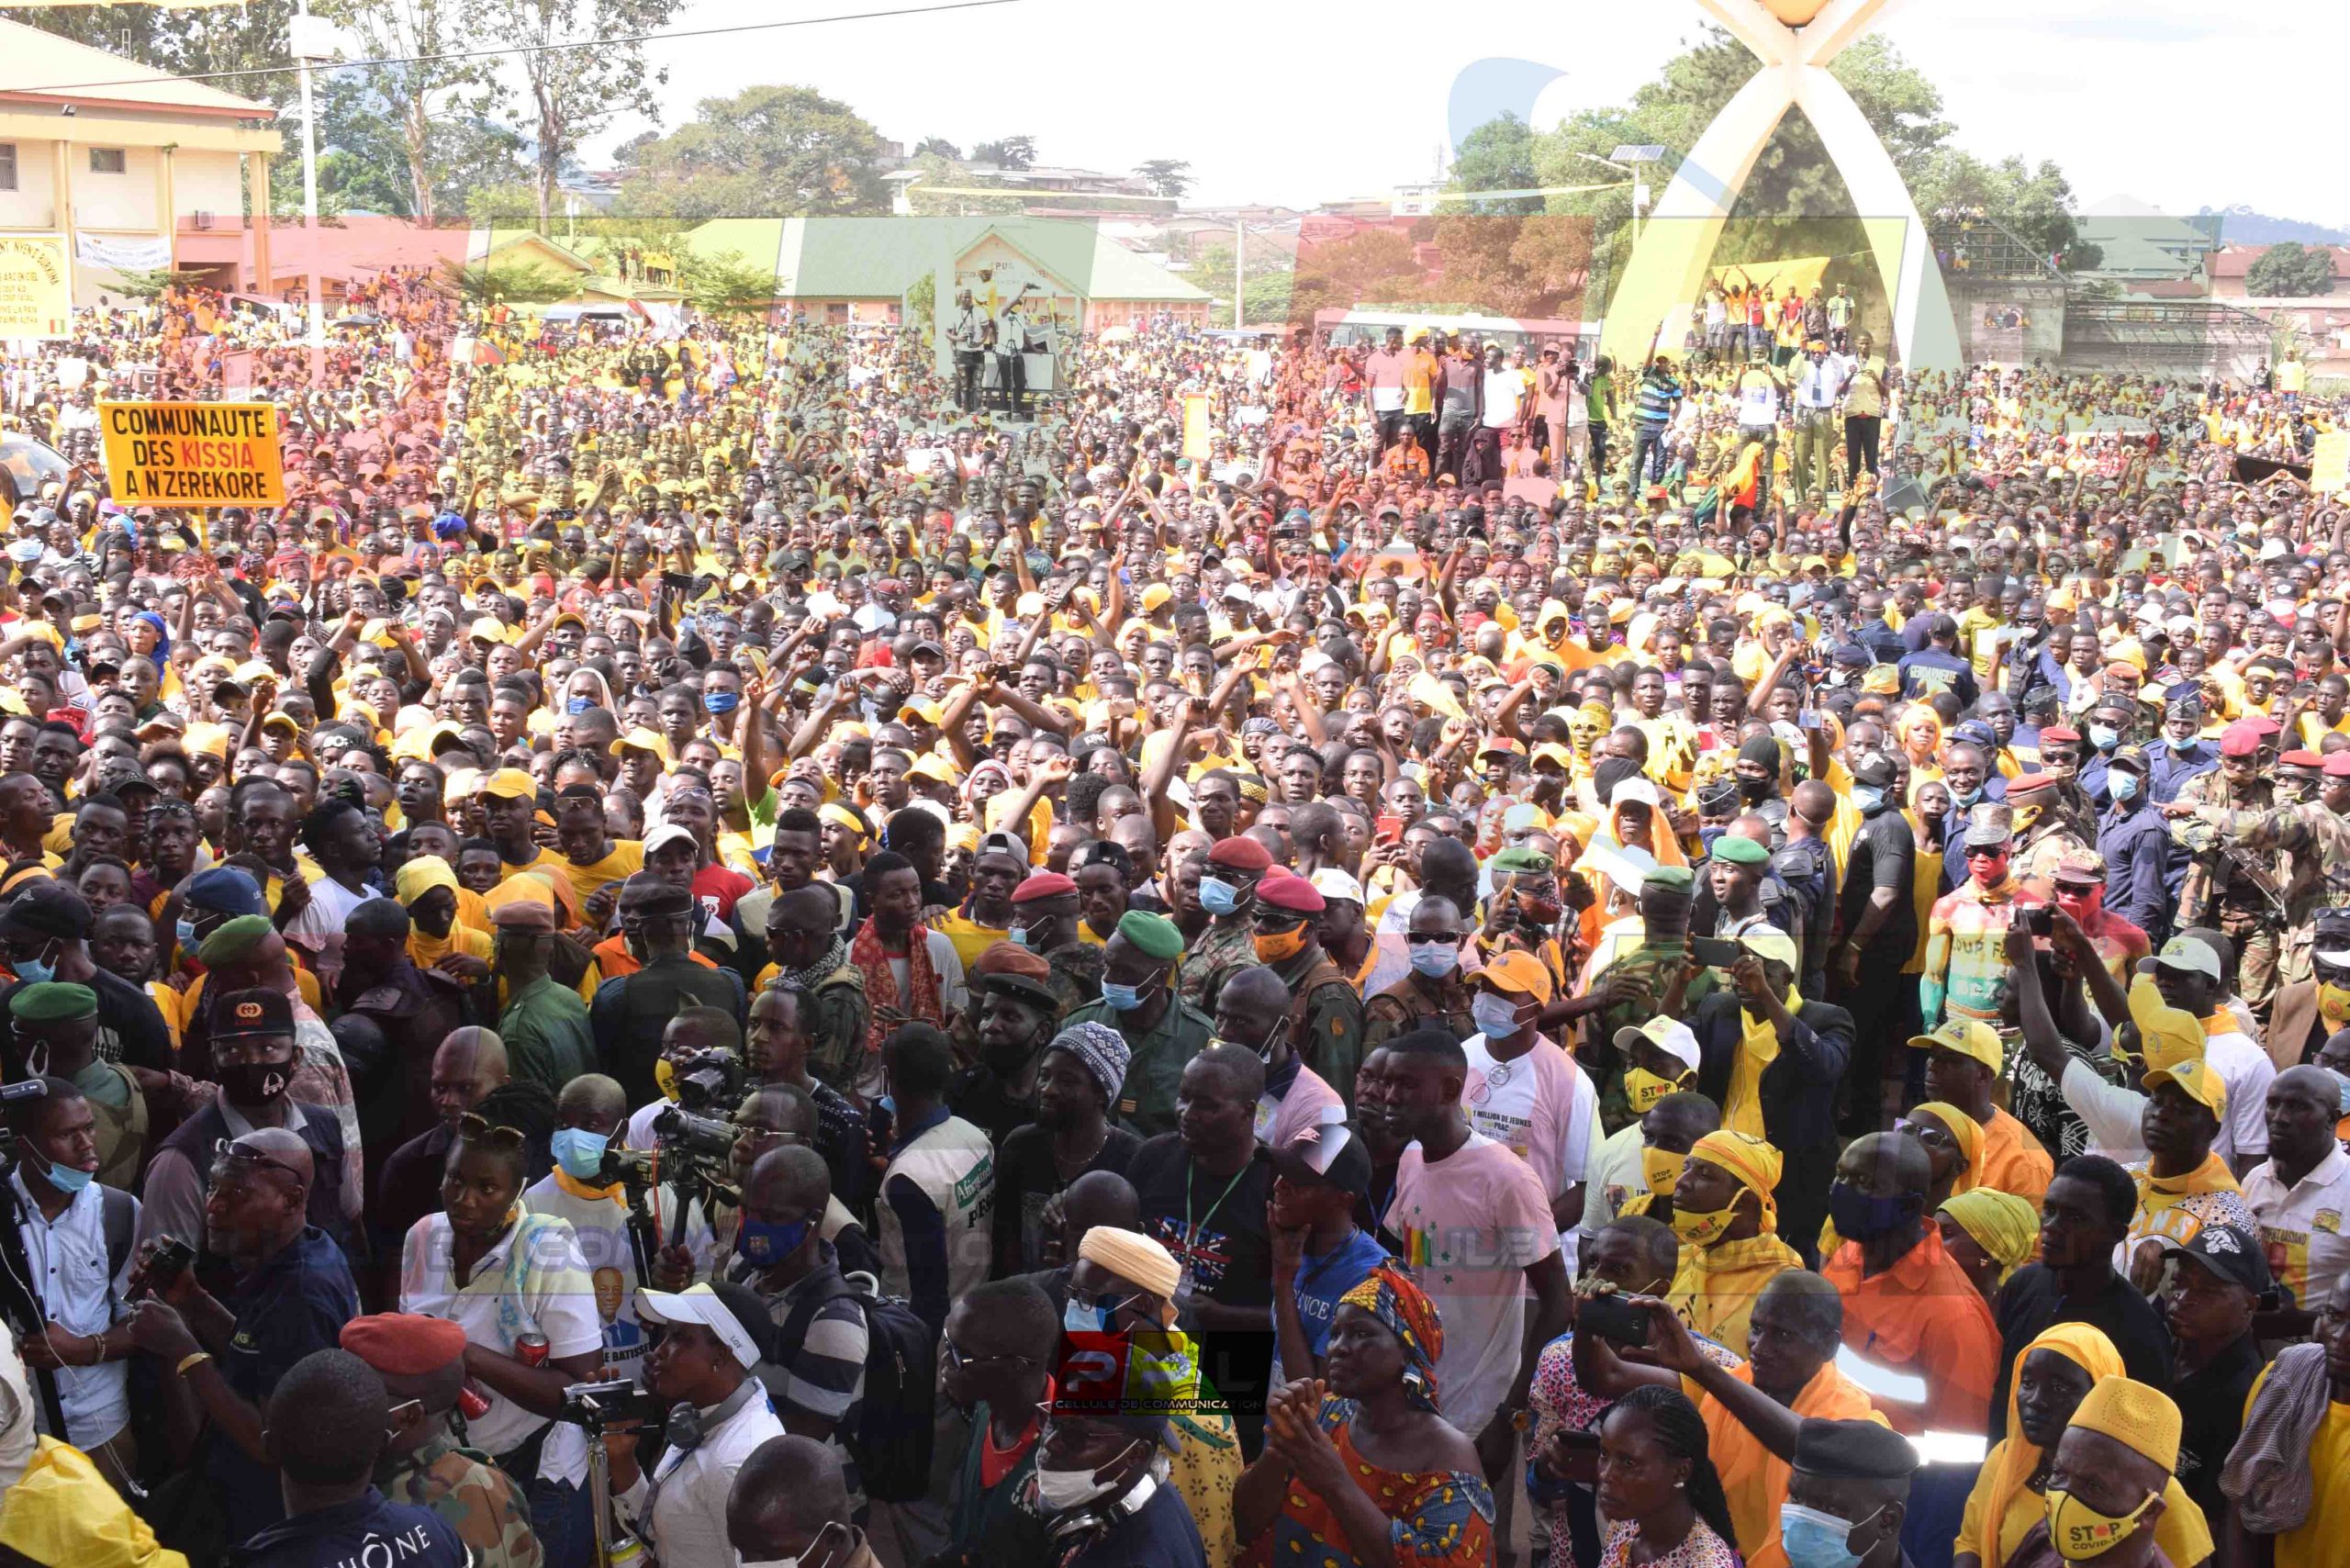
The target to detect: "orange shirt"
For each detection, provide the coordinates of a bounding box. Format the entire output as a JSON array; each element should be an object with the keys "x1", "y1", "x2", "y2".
[
  {"x1": 1979, "y1": 1108, "x2": 2054, "y2": 1208},
  {"x1": 1690, "y1": 1360, "x2": 1886, "y2": 1568},
  {"x1": 1822, "y1": 1226, "x2": 2000, "y2": 1438}
]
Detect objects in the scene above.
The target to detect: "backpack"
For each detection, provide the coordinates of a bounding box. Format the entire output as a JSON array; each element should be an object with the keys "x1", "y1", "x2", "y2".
[{"x1": 767, "y1": 1266, "x2": 937, "y2": 1503}]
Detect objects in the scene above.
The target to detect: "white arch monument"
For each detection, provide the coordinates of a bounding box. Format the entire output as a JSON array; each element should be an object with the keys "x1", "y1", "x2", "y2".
[{"x1": 1596, "y1": 0, "x2": 1962, "y2": 374}]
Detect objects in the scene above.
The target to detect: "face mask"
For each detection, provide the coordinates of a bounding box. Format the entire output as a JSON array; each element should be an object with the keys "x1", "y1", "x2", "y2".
[
  {"x1": 1407, "y1": 942, "x2": 1456, "y2": 980},
  {"x1": 1624, "y1": 1068, "x2": 1690, "y2": 1116},
  {"x1": 1740, "y1": 776, "x2": 1774, "y2": 805},
  {"x1": 654, "y1": 1056, "x2": 684, "y2": 1102},
  {"x1": 2011, "y1": 803, "x2": 2042, "y2": 834},
  {"x1": 741, "y1": 1520, "x2": 847, "y2": 1568},
  {"x1": 1851, "y1": 786, "x2": 1886, "y2": 813},
  {"x1": 566, "y1": 695, "x2": 595, "y2": 715},
  {"x1": 1472, "y1": 991, "x2": 1527, "y2": 1040},
  {"x1": 1640, "y1": 1146, "x2": 1687, "y2": 1195},
  {"x1": 2169, "y1": 733, "x2": 2199, "y2": 751},
  {"x1": 1671, "y1": 1198, "x2": 1737, "y2": 1246},
  {"x1": 1198, "y1": 877, "x2": 1242, "y2": 916},
  {"x1": 2088, "y1": 723, "x2": 2121, "y2": 751},
  {"x1": 1034, "y1": 1442, "x2": 1144, "y2": 1512},
  {"x1": 1253, "y1": 924, "x2": 1309, "y2": 965},
  {"x1": 737, "y1": 1215, "x2": 812, "y2": 1268},
  {"x1": 2109, "y1": 772, "x2": 2140, "y2": 802},
  {"x1": 1828, "y1": 1181, "x2": 1916, "y2": 1240},
  {"x1": 705, "y1": 690, "x2": 740, "y2": 714},
  {"x1": 12, "y1": 948, "x2": 53, "y2": 986},
  {"x1": 550, "y1": 1127, "x2": 610, "y2": 1182},
  {"x1": 1779, "y1": 1502, "x2": 1878, "y2": 1568},
  {"x1": 176, "y1": 918, "x2": 198, "y2": 949},
  {"x1": 42, "y1": 1159, "x2": 94, "y2": 1195},
  {"x1": 1952, "y1": 786, "x2": 1983, "y2": 810},
  {"x1": 2045, "y1": 1485, "x2": 2157, "y2": 1561},
  {"x1": 2330, "y1": 1068, "x2": 2350, "y2": 1115},
  {"x1": 1100, "y1": 978, "x2": 1154, "y2": 1014},
  {"x1": 1241, "y1": 1019, "x2": 1290, "y2": 1067},
  {"x1": 219, "y1": 1060, "x2": 290, "y2": 1106},
  {"x1": 1064, "y1": 1296, "x2": 1118, "y2": 1335}
]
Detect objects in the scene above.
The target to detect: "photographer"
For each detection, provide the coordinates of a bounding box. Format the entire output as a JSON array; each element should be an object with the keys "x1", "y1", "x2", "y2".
[
  {"x1": 6, "y1": 1068, "x2": 139, "y2": 1492},
  {"x1": 122, "y1": 1126, "x2": 359, "y2": 1550},
  {"x1": 621, "y1": 1007, "x2": 744, "y2": 1153},
  {"x1": 397, "y1": 1109, "x2": 604, "y2": 1505},
  {"x1": 612, "y1": 1281, "x2": 787, "y2": 1568},
  {"x1": 744, "y1": 980, "x2": 871, "y2": 1216},
  {"x1": 728, "y1": 1082, "x2": 882, "y2": 1279}
]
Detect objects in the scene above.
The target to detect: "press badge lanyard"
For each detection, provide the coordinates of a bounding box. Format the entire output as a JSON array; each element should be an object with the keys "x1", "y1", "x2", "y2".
[{"x1": 1183, "y1": 1159, "x2": 1254, "y2": 1266}]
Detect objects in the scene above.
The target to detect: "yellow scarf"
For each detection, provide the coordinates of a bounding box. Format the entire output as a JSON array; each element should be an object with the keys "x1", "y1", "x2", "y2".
[
  {"x1": 1724, "y1": 988, "x2": 1801, "y2": 1138},
  {"x1": 2140, "y1": 1150, "x2": 2239, "y2": 1201},
  {"x1": 1670, "y1": 1231, "x2": 1806, "y2": 1350}
]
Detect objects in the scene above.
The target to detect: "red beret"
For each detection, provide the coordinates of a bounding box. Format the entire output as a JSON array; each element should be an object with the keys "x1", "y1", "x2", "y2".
[
  {"x1": 2325, "y1": 753, "x2": 2350, "y2": 778},
  {"x1": 2039, "y1": 725, "x2": 2080, "y2": 745},
  {"x1": 1206, "y1": 835, "x2": 1274, "y2": 872},
  {"x1": 2006, "y1": 772, "x2": 2057, "y2": 798},
  {"x1": 2219, "y1": 721, "x2": 2264, "y2": 758},
  {"x1": 1255, "y1": 871, "x2": 1326, "y2": 913},
  {"x1": 2246, "y1": 716, "x2": 2283, "y2": 735},
  {"x1": 2281, "y1": 750, "x2": 2325, "y2": 768},
  {"x1": 1012, "y1": 871, "x2": 1077, "y2": 903},
  {"x1": 341, "y1": 1313, "x2": 468, "y2": 1377}
]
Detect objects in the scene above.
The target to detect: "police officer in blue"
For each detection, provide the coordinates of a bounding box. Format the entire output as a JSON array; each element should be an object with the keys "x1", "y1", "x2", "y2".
[{"x1": 227, "y1": 1348, "x2": 472, "y2": 1567}]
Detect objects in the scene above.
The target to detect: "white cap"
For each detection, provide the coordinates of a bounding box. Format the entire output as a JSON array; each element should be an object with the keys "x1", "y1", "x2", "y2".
[
  {"x1": 2154, "y1": 934, "x2": 2222, "y2": 983},
  {"x1": 634, "y1": 1282, "x2": 765, "y2": 1371},
  {"x1": 643, "y1": 823, "x2": 698, "y2": 860},
  {"x1": 1308, "y1": 868, "x2": 1365, "y2": 906},
  {"x1": 1613, "y1": 1015, "x2": 1700, "y2": 1073},
  {"x1": 1609, "y1": 777, "x2": 1662, "y2": 810}
]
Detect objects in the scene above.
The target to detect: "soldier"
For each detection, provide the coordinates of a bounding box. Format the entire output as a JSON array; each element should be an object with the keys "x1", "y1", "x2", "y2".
[
  {"x1": 1007, "y1": 869, "x2": 1102, "y2": 1024},
  {"x1": 2168, "y1": 721, "x2": 2286, "y2": 1017},
  {"x1": 2166, "y1": 745, "x2": 2350, "y2": 1025},
  {"x1": 1181, "y1": 832, "x2": 1274, "y2": 1014},
  {"x1": 2008, "y1": 771, "x2": 2089, "y2": 890},
  {"x1": 341, "y1": 1313, "x2": 545, "y2": 1568}
]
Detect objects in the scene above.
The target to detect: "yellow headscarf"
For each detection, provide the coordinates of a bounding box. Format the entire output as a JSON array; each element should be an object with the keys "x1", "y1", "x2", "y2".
[
  {"x1": 394, "y1": 854, "x2": 459, "y2": 906},
  {"x1": 1910, "y1": 1101, "x2": 1984, "y2": 1196},
  {"x1": 1940, "y1": 1189, "x2": 2037, "y2": 1284},
  {"x1": 1690, "y1": 1129, "x2": 1783, "y2": 1232}
]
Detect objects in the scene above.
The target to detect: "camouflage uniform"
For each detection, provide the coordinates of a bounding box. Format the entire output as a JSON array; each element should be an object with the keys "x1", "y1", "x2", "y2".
[
  {"x1": 1044, "y1": 940, "x2": 1107, "y2": 1024},
  {"x1": 2172, "y1": 772, "x2": 2281, "y2": 1013},
  {"x1": 2181, "y1": 796, "x2": 2350, "y2": 1014},
  {"x1": 1363, "y1": 971, "x2": 1477, "y2": 1058},
  {"x1": 2012, "y1": 819, "x2": 2090, "y2": 890},
  {"x1": 1179, "y1": 912, "x2": 1259, "y2": 1014},
  {"x1": 804, "y1": 962, "x2": 871, "y2": 1104},
  {"x1": 1271, "y1": 947, "x2": 1366, "y2": 1113},
  {"x1": 383, "y1": 1435, "x2": 543, "y2": 1568}
]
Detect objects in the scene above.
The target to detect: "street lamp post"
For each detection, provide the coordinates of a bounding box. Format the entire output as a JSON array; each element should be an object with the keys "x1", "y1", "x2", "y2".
[{"x1": 289, "y1": 0, "x2": 333, "y2": 385}]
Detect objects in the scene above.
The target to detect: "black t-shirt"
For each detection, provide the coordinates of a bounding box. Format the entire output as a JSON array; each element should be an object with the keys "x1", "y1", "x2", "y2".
[
  {"x1": 1126, "y1": 1134, "x2": 1272, "y2": 1312},
  {"x1": 993, "y1": 1122, "x2": 1143, "y2": 1275},
  {"x1": 2174, "y1": 1331, "x2": 2262, "y2": 1523},
  {"x1": 1990, "y1": 1264, "x2": 2176, "y2": 1442},
  {"x1": 1839, "y1": 807, "x2": 1919, "y2": 958}
]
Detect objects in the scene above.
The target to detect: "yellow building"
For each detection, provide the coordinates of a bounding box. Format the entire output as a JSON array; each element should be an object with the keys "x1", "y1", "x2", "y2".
[{"x1": 0, "y1": 19, "x2": 283, "y2": 300}]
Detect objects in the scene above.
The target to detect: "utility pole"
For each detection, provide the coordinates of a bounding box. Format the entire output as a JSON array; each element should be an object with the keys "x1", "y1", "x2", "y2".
[{"x1": 290, "y1": 0, "x2": 331, "y2": 386}]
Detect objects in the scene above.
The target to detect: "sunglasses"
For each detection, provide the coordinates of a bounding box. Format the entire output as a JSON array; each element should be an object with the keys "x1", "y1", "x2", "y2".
[
  {"x1": 943, "y1": 1339, "x2": 1032, "y2": 1373},
  {"x1": 211, "y1": 1137, "x2": 303, "y2": 1180},
  {"x1": 1406, "y1": 930, "x2": 1463, "y2": 946},
  {"x1": 456, "y1": 1113, "x2": 526, "y2": 1151}
]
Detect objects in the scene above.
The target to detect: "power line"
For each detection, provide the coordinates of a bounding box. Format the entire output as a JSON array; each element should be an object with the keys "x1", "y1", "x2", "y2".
[{"x1": 6, "y1": 0, "x2": 1020, "y2": 95}]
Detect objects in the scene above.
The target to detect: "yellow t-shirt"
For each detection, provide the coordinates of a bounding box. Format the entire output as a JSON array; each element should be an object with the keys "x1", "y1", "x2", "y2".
[
  {"x1": 932, "y1": 912, "x2": 1008, "y2": 974},
  {"x1": 2245, "y1": 1365, "x2": 2350, "y2": 1568},
  {"x1": 529, "y1": 842, "x2": 646, "y2": 911}
]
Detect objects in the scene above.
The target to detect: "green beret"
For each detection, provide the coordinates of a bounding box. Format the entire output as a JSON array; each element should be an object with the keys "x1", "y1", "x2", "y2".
[
  {"x1": 196, "y1": 913, "x2": 276, "y2": 967},
  {"x1": 9, "y1": 981, "x2": 95, "y2": 1023},
  {"x1": 1642, "y1": 866, "x2": 1696, "y2": 891},
  {"x1": 1710, "y1": 835, "x2": 1770, "y2": 867},
  {"x1": 1489, "y1": 846, "x2": 1557, "y2": 876},
  {"x1": 1115, "y1": 910, "x2": 1186, "y2": 962}
]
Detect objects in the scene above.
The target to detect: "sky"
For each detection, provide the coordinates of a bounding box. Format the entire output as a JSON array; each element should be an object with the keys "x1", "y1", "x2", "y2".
[{"x1": 591, "y1": 0, "x2": 2346, "y2": 229}]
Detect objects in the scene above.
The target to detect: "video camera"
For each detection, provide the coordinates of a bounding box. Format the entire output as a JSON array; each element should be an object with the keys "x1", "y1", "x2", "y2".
[
  {"x1": 666, "y1": 1048, "x2": 744, "y2": 1114},
  {"x1": 653, "y1": 1104, "x2": 742, "y2": 1171},
  {"x1": 554, "y1": 1379, "x2": 670, "y2": 1434}
]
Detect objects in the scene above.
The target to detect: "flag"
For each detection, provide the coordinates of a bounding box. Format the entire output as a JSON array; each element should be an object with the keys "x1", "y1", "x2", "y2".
[{"x1": 467, "y1": 340, "x2": 506, "y2": 366}]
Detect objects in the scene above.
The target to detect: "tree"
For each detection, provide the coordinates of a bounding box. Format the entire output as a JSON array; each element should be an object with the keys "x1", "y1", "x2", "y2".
[
  {"x1": 315, "y1": 0, "x2": 498, "y2": 224},
  {"x1": 464, "y1": 0, "x2": 682, "y2": 229},
  {"x1": 17, "y1": 1, "x2": 300, "y2": 109},
  {"x1": 1444, "y1": 113, "x2": 1541, "y2": 216},
  {"x1": 972, "y1": 136, "x2": 1037, "y2": 170},
  {"x1": 685, "y1": 249, "x2": 782, "y2": 316},
  {"x1": 2245, "y1": 241, "x2": 2339, "y2": 297},
  {"x1": 614, "y1": 84, "x2": 890, "y2": 220},
  {"x1": 437, "y1": 254, "x2": 579, "y2": 303},
  {"x1": 1192, "y1": 241, "x2": 1292, "y2": 329},
  {"x1": 1135, "y1": 159, "x2": 1192, "y2": 198},
  {"x1": 913, "y1": 136, "x2": 962, "y2": 161},
  {"x1": 1289, "y1": 227, "x2": 1426, "y2": 325}
]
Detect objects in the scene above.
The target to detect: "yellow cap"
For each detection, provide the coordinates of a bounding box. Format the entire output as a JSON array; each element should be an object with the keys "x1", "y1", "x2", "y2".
[
  {"x1": 2066, "y1": 1375, "x2": 2181, "y2": 1472},
  {"x1": 2142, "y1": 1057, "x2": 2227, "y2": 1117},
  {"x1": 1479, "y1": 950, "x2": 1555, "y2": 1005},
  {"x1": 610, "y1": 728, "x2": 671, "y2": 762},
  {"x1": 1908, "y1": 1017, "x2": 2002, "y2": 1072},
  {"x1": 480, "y1": 767, "x2": 537, "y2": 801}
]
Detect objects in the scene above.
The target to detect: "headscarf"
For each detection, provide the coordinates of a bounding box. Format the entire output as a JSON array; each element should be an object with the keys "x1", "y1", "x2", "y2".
[
  {"x1": 1909, "y1": 1101, "x2": 1984, "y2": 1195},
  {"x1": 819, "y1": 801, "x2": 871, "y2": 847},
  {"x1": 1980, "y1": 1324, "x2": 2123, "y2": 1568},
  {"x1": 1339, "y1": 1264, "x2": 1445, "y2": 1413},
  {"x1": 1940, "y1": 1190, "x2": 2037, "y2": 1284},
  {"x1": 1690, "y1": 1129, "x2": 1782, "y2": 1231},
  {"x1": 395, "y1": 853, "x2": 459, "y2": 906}
]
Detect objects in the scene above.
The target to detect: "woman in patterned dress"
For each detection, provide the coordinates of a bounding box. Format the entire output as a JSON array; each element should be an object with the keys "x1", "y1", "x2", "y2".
[
  {"x1": 1233, "y1": 1264, "x2": 1494, "y2": 1568},
  {"x1": 1592, "y1": 1385, "x2": 1741, "y2": 1568}
]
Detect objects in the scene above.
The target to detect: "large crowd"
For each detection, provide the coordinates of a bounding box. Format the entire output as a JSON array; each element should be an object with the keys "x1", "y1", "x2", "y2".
[{"x1": 0, "y1": 257, "x2": 2340, "y2": 1568}]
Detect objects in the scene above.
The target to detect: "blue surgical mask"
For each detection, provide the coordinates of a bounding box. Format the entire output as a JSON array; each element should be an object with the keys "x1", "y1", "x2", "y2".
[
  {"x1": 1064, "y1": 1296, "x2": 1115, "y2": 1335},
  {"x1": 1779, "y1": 1503, "x2": 1871, "y2": 1568},
  {"x1": 566, "y1": 695, "x2": 595, "y2": 715},
  {"x1": 1851, "y1": 786, "x2": 1885, "y2": 813},
  {"x1": 2170, "y1": 732, "x2": 2199, "y2": 751},
  {"x1": 2330, "y1": 1068, "x2": 2350, "y2": 1114},
  {"x1": 2110, "y1": 772, "x2": 2140, "y2": 802},
  {"x1": 1008, "y1": 924, "x2": 1033, "y2": 948},
  {"x1": 13, "y1": 958, "x2": 53, "y2": 986},
  {"x1": 704, "y1": 690, "x2": 740, "y2": 714},
  {"x1": 2089, "y1": 723, "x2": 2121, "y2": 752},
  {"x1": 1198, "y1": 876, "x2": 1241, "y2": 916},
  {"x1": 175, "y1": 918, "x2": 198, "y2": 949},
  {"x1": 549, "y1": 1127, "x2": 610, "y2": 1182},
  {"x1": 736, "y1": 1216, "x2": 812, "y2": 1268},
  {"x1": 1407, "y1": 942, "x2": 1456, "y2": 979},
  {"x1": 1952, "y1": 786, "x2": 1983, "y2": 809},
  {"x1": 1100, "y1": 979, "x2": 1150, "y2": 1013},
  {"x1": 1472, "y1": 991, "x2": 1525, "y2": 1040},
  {"x1": 42, "y1": 1159, "x2": 94, "y2": 1195}
]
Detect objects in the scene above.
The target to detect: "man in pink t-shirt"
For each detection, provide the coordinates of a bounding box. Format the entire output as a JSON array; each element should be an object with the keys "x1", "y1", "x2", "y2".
[
  {"x1": 1377, "y1": 1026, "x2": 1574, "y2": 1473},
  {"x1": 1217, "y1": 965, "x2": 1343, "y2": 1152}
]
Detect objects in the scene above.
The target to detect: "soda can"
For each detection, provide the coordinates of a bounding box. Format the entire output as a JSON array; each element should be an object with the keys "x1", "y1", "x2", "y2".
[
  {"x1": 457, "y1": 1381, "x2": 491, "y2": 1420},
  {"x1": 514, "y1": 1332, "x2": 549, "y2": 1367}
]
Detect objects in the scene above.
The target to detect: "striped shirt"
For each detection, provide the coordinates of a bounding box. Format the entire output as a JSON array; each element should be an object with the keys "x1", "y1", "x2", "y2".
[{"x1": 762, "y1": 1246, "x2": 867, "y2": 1514}]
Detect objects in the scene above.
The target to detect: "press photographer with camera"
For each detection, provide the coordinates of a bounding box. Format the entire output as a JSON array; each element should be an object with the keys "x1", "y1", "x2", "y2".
[
  {"x1": 395, "y1": 1110, "x2": 603, "y2": 1501},
  {"x1": 621, "y1": 1007, "x2": 744, "y2": 1155},
  {"x1": 609, "y1": 1281, "x2": 786, "y2": 1568},
  {"x1": 727, "y1": 1082, "x2": 882, "y2": 1280}
]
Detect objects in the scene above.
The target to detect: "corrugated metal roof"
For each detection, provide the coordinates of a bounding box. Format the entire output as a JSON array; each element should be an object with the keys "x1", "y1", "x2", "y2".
[{"x1": 679, "y1": 215, "x2": 1207, "y2": 302}]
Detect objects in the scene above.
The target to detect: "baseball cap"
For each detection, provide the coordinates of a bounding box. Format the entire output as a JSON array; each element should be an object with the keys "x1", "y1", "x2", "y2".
[
  {"x1": 2153, "y1": 934, "x2": 2222, "y2": 983},
  {"x1": 634, "y1": 1282, "x2": 775, "y2": 1371},
  {"x1": 211, "y1": 986, "x2": 295, "y2": 1042},
  {"x1": 1612, "y1": 1015, "x2": 1700, "y2": 1074},
  {"x1": 2142, "y1": 1057, "x2": 2227, "y2": 1116},
  {"x1": 480, "y1": 768, "x2": 538, "y2": 801},
  {"x1": 1908, "y1": 1017, "x2": 2001, "y2": 1071},
  {"x1": 2164, "y1": 1222, "x2": 2275, "y2": 1300},
  {"x1": 1479, "y1": 950, "x2": 1555, "y2": 1004},
  {"x1": 1307, "y1": 868, "x2": 1365, "y2": 906}
]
